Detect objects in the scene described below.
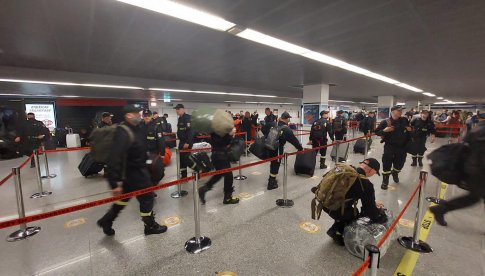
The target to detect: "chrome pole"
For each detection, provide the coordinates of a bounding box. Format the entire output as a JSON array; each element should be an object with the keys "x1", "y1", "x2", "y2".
[
  {"x1": 171, "y1": 148, "x2": 188, "y2": 198},
  {"x1": 276, "y1": 153, "x2": 294, "y2": 207},
  {"x1": 185, "y1": 172, "x2": 211, "y2": 254},
  {"x1": 31, "y1": 149, "x2": 52, "y2": 199},
  {"x1": 41, "y1": 146, "x2": 57, "y2": 179},
  {"x1": 363, "y1": 244, "x2": 380, "y2": 276}
]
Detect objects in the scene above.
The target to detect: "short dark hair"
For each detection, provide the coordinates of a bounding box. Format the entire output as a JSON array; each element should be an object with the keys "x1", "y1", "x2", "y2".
[{"x1": 27, "y1": 112, "x2": 35, "y2": 116}]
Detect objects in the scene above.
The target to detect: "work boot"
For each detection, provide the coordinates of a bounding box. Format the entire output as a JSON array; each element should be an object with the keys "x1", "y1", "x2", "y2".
[
  {"x1": 392, "y1": 171, "x2": 400, "y2": 183},
  {"x1": 411, "y1": 157, "x2": 417, "y2": 167},
  {"x1": 142, "y1": 213, "x2": 168, "y2": 235},
  {"x1": 429, "y1": 206, "x2": 448, "y2": 226},
  {"x1": 180, "y1": 170, "x2": 187, "y2": 179},
  {"x1": 320, "y1": 158, "x2": 327, "y2": 169},
  {"x1": 326, "y1": 228, "x2": 345, "y2": 246},
  {"x1": 223, "y1": 194, "x2": 240, "y2": 205},
  {"x1": 267, "y1": 176, "x2": 278, "y2": 190},
  {"x1": 418, "y1": 157, "x2": 424, "y2": 167},
  {"x1": 198, "y1": 186, "x2": 209, "y2": 205},
  {"x1": 381, "y1": 174, "x2": 390, "y2": 190},
  {"x1": 97, "y1": 205, "x2": 123, "y2": 236}
]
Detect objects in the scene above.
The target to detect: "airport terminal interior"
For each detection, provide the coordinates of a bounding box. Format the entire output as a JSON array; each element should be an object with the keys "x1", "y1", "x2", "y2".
[{"x1": 0, "y1": 1, "x2": 485, "y2": 275}]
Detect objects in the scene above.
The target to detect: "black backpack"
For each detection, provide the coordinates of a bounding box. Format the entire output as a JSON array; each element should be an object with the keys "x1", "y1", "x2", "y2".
[
  {"x1": 427, "y1": 143, "x2": 469, "y2": 185},
  {"x1": 333, "y1": 117, "x2": 345, "y2": 132},
  {"x1": 310, "y1": 120, "x2": 325, "y2": 140}
]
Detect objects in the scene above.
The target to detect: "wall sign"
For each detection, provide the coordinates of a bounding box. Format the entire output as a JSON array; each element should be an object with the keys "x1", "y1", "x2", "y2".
[{"x1": 25, "y1": 103, "x2": 56, "y2": 129}]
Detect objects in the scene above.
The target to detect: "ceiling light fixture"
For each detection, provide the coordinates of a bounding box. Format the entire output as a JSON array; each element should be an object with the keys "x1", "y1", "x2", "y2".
[
  {"x1": 437, "y1": 97, "x2": 444, "y2": 100},
  {"x1": 236, "y1": 29, "x2": 309, "y2": 55},
  {"x1": 434, "y1": 101, "x2": 467, "y2": 105},
  {"x1": 150, "y1": 87, "x2": 276, "y2": 97},
  {"x1": 395, "y1": 83, "x2": 423, "y2": 92},
  {"x1": 117, "y1": 0, "x2": 235, "y2": 32},
  {"x1": 0, "y1": 78, "x2": 143, "y2": 89},
  {"x1": 422, "y1": 92, "x2": 436, "y2": 97}
]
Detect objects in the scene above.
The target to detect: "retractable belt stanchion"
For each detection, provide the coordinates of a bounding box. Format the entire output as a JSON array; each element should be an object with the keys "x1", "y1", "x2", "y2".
[
  {"x1": 185, "y1": 172, "x2": 211, "y2": 254},
  {"x1": 40, "y1": 146, "x2": 56, "y2": 179},
  {"x1": 171, "y1": 148, "x2": 188, "y2": 198},
  {"x1": 31, "y1": 149, "x2": 52, "y2": 199},
  {"x1": 363, "y1": 244, "x2": 380, "y2": 276},
  {"x1": 7, "y1": 167, "x2": 41, "y2": 242},
  {"x1": 364, "y1": 137, "x2": 369, "y2": 160},
  {"x1": 398, "y1": 171, "x2": 433, "y2": 253},
  {"x1": 276, "y1": 153, "x2": 294, "y2": 207},
  {"x1": 335, "y1": 141, "x2": 340, "y2": 165},
  {"x1": 245, "y1": 132, "x2": 248, "y2": 157},
  {"x1": 234, "y1": 156, "x2": 247, "y2": 180}
]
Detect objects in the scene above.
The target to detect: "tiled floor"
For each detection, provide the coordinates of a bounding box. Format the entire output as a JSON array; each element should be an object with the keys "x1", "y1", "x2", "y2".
[{"x1": 0, "y1": 134, "x2": 483, "y2": 275}]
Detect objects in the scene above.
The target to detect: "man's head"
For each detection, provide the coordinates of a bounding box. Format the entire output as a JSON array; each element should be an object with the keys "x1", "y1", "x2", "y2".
[
  {"x1": 420, "y1": 110, "x2": 430, "y2": 120},
  {"x1": 280, "y1": 111, "x2": 291, "y2": 123},
  {"x1": 152, "y1": 112, "x2": 159, "y2": 119},
  {"x1": 101, "y1": 112, "x2": 113, "y2": 125},
  {"x1": 265, "y1": 108, "x2": 271, "y2": 116},
  {"x1": 390, "y1": 106, "x2": 403, "y2": 119},
  {"x1": 174, "y1": 104, "x2": 185, "y2": 116},
  {"x1": 360, "y1": 158, "x2": 381, "y2": 177},
  {"x1": 27, "y1": 112, "x2": 35, "y2": 120},
  {"x1": 163, "y1": 113, "x2": 168, "y2": 118},
  {"x1": 368, "y1": 111, "x2": 375, "y2": 118},
  {"x1": 245, "y1": 111, "x2": 250, "y2": 118},
  {"x1": 123, "y1": 105, "x2": 143, "y2": 126},
  {"x1": 337, "y1": 110, "x2": 344, "y2": 117},
  {"x1": 320, "y1": 110, "x2": 329, "y2": 119},
  {"x1": 142, "y1": 109, "x2": 153, "y2": 123}
]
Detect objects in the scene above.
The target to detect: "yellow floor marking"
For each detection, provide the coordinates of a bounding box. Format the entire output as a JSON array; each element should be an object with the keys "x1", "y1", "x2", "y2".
[
  {"x1": 394, "y1": 182, "x2": 448, "y2": 276},
  {"x1": 299, "y1": 221, "x2": 321, "y2": 234},
  {"x1": 251, "y1": 171, "x2": 262, "y2": 176},
  {"x1": 237, "y1": 192, "x2": 253, "y2": 200},
  {"x1": 216, "y1": 272, "x2": 237, "y2": 276},
  {"x1": 398, "y1": 219, "x2": 415, "y2": 228},
  {"x1": 162, "y1": 215, "x2": 182, "y2": 227},
  {"x1": 64, "y1": 218, "x2": 86, "y2": 228}
]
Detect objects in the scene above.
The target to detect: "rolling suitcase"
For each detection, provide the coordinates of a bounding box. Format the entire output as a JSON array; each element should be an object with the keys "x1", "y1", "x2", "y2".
[
  {"x1": 78, "y1": 153, "x2": 104, "y2": 177},
  {"x1": 331, "y1": 142, "x2": 350, "y2": 162},
  {"x1": 294, "y1": 150, "x2": 317, "y2": 176},
  {"x1": 353, "y1": 138, "x2": 371, "y2": 154}
]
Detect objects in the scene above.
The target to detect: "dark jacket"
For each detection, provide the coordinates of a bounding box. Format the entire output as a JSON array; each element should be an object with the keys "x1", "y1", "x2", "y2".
[
  {"x1": 410, "y1": 118, "x2": 436, "y2": 138},
  {"x1": 177, "y1": 113, "x2": 194, "y2": 148},
  {"x1": 464, "y1": 121, "x2": 485, "y2": 194},
  {"x1": 106, "y1": 122, "x2": 148, "y2": 189},
  {"x1": 209, "y1": 132, "x2": 232, "y2": 152},
  {"x1": 309, "y1": 118, "x2": 334, "y2": 141},
  {"x1": 375, "y1": 117, "x2": 410, "y2": 146},
  {"x1": 332, "y1": 116, "x2": 347, "y2": 134},
  {"x1": 262, "y1": 113, "x2": 277, "y2": 137},
  {"x1": 360, "y1": 116, "x2": 376, "y2": 133},
  {"x1": 140, "y1": 119, "x2": 165, "y2": 155},
  {"x1": 98, "y1": 121, "x2": 111, "y2": 128},
  {"x1": 277, "y1": 121, "x2": 303, "y2": 152},
  {"x1": 241, "y1": 117, "x2": 252, "y2": 136}
]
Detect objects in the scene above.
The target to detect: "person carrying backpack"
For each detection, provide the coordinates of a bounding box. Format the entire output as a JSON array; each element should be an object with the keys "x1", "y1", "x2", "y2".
[
  {"x1": 97, "y1": 105, "x2": 167, "y2": 236},
  {"x1": 311, "y1": 158, "x2": 386, "y2": 246},
  {"x1": 267, "y1": 112, "x2": 303, "y2": 190},
  {"x1": 332, "y1": 111, "x2": 348, "y2": 141},
  {"x1": 261, "y1": 107, "x2": 277, "y2": 137},
  {"x1": 409, "y1": 110, "x2": 436, "y2": 167},
  {"x1": 309, "y1": 110, "x2": 334, "y2": 169}
]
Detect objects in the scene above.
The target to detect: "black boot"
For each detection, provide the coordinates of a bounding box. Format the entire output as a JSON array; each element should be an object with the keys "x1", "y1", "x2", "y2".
[
  {"x1": 223, "y1": 194, "x2": 240, "y2": 205},
  {"x1": 267, "y1": 176, "x2": 278, "y2": 190},
  {"x1": 392, "y1": 171, "x2": 400, "y2": 183},
  {"x1": 326, "y1": 228, "x2": 345, "y2": 246},
  {"x1": 320, "y1": 158, "x2": 327, "y2": 169},
  {"x1": 198, "y1": 186, "x2": 209, "y2": 205},
  {"x1": 180, "y1": 170, "x2": 187, "y2": 179},
  {"x1": 418, "y1": 157, "x2": 424, "y2": 167},
  {"x1": 381, "y1": 174, "x2": 390, "y2": 190},
  {"x1": 97, "y1": 205, "x2": 123, "y2": 236},
  {"x1": 411, "y1": 157, "x2": 417, "y2": 167},
  {"x1": 429, "y1": 206, "x2": 448, "y2": 226},
  {"x1": 142, "y1": 213, "x2": 168, "y2": 235}
]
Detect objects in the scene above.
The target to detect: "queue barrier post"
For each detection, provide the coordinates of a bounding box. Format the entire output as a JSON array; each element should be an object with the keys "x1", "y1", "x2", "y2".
[
  {"x1": 334, "y1": 141, "x2": 340, "y2": 166},
  {"x1": 245, "y1": 132, "x2": 248, "y2": 157},
  {"x1": 397, "y1": 171, "x2": 433, "y2": 253},
  {"x1": 171, "y1": 148, "x2": 188, "y2": 198},
  {"x1": 7, "y1": 167, "x2": 41, "y2": 242},
  {"x1": 363, "y1": 244, "x2": 380, "y2": 276},
  {"x1": 276, "y1": 153, "x2": 294, "y2": 208},
  {"x1": 185, "y1": 172, "x2": 211, "y2": 254},
  {"x1": 40, "y1": 146, "x2": 57, "y2": 179},
  {"x1": 234, "y1": 156, "x2": 247, "y2": 181},
  {"x1": 364, "y1": 136, "x2": 369, "y2": 160},
  {"x1": 31, "y1": 149, "x2": 52, "y2": 199}
]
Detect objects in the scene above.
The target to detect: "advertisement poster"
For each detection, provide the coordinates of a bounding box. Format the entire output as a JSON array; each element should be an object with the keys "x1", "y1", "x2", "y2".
[
  {"x1": 377, "y1": 107, "x2": 390, "y2": 121},
  {"x1": 303, "y1": 104, "x2": 319, "y2": 125},
  {"x1": 25, "y1": 103, "x2": 57, "y2": 129}
]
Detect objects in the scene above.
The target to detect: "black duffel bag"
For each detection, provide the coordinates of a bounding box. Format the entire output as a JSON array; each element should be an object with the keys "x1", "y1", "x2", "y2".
[
  {"x1": 189, "y1": 151, "x2": 214, "y2": 173},
  {"x1": 249, "y1": 137, "x2": 268, "y2": 160},
  {"x1": 427, "y1": 143, "x2": 469, "y2": 185},
  {"x1": 228, "y1": 138, "x2": 245, "y2": 162}
]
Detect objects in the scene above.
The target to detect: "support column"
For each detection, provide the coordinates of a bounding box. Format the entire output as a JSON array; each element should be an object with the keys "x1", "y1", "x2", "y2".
[
  {"x1": 302, "y1": 84, "x2": 329, "y2": 125},
  {"x1": 377, "y1": 96, "x2": 394, "y2": 121}
]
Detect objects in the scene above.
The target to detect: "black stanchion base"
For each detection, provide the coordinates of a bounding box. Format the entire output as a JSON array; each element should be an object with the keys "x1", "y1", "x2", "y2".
[
  {"x1": 398, "y1": 236, "x2": 433, "y2": 253},
  {"x1": 276, "y1": 199, "x2": 294, "y2": 208},
  {"x1": 30, "y1": 191, "x2": 52, "y2": 199},
  {"x1": 234, "y1": 175, "x2": 247, "y2": 180},
  {"x1": 6, "y1": 226, "x2": 41, "y2": 242},
  {"x1": 171, "y1": 190, "x2": 188, "y2": 198},
  {"x1": 426, "y1": 196, "x2": 446, "y2": 205},
  {"x1": 41, "y1": 174, "x2": 57, "y2": 179},
  {"x1": 185, "y1": 236, "x2": 211, "y2": 254}
]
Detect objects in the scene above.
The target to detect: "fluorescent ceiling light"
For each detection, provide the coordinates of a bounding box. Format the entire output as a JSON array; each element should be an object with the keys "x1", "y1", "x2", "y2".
[
  {"x1": 61, "y1": 95, "x2": 81, "y2": 98},
  {"x1": 150, "y1": 87, "x2": 276, "y2": 97},
  {"x1": 329, "y1": 100, "x2": 354, "y2": 103},
  {"x1": 361, "y1": 72, "x2": 400, "y2": 84},
  {"x1": 300, "y1": 51, "x2": 347, "y2": 67},
  {"x1": 434, "y1": 101, "x2": 467, "y2": 105},
  {"x1": 395, "y1": 83, "x2": 423, "y2": 92},
  {"x1": 117, "y1": 0, "x2": 235, "y2": 32},
  {"x1": 236, "y1": 29, "x2": 309, "y2": 55},
  {"x1": 422, "y1": 92, "x2": 436, "y2": 97},
  {"x1": 359, "y1": 102, "x2": 378, "y2": 104},
  {"x1": 437, "y1": 97, "x2": 444, "y2": 100},
  {"x1": 396, "y1": 102, "x2": 406, "y2": 105},
  {"x1": 0, "y1": 78, "x2": 142, "y2": 89}
]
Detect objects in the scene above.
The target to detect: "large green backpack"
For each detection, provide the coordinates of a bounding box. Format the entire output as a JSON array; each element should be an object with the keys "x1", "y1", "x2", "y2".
[
  {"x1": 89, "y1": 124, "x2": 134, "y2": 164},
  {"x1": 311, "y1": 163, "x2": 361, "y2": 220}
]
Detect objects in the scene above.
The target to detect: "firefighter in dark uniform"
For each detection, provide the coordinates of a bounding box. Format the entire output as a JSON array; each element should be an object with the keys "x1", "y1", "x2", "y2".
[
  {"x1": 360, "y1": 111, "x2": 376, "y2": 136},
  {"x1": 140, "y1": 110, "x2": 165, "y2": 197},
  {"x1": 198, "y1": 128, "x2": 240, "y2": 205},
  {"x1": 375, "y1": 106, "x2": 411, "y2": 190},
  {"x1": 409, "y1": 110, "x2": 436, "y2": 167},
  {"x1": 309, "y1": 111, "x2": 334, "y2": 169},
  {"x1": 332, "y1": 110, "x2": 348, "y2": 141},
  {"x1": 98, "y1": 112, "x2": 113, "y2": 128},
  {"x1": 174, "y1": 104, "x2": 194, "y2": 178},
  {"x1": 262, "y1": 107, "x2": 277, "y2": 137},
  {"x1": 268, "y1": 112, "x2": 303, "y2": 190},
  {"x1": 97, "y1": 105, "x2": 167, "y2": 236},
  {"x1": 15, "y1": 112, "x2": 47, "y2": 168}
]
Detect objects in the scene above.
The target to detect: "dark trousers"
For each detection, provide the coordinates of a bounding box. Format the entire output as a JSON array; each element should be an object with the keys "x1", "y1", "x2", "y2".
[
  {"x1": 334, "y1": 132, "x2": 346, "y2": 141},
  {"x1": 312, "y1": 139, "x2": 328, "y2": 157},
  {"x1": 328, "y1": 208, "x2": 357, "y2": 235},
  {"x1": 436, "y1": 192, "x2": 485, "y2": 214},
  {"x1": 382, "y1": 144, "x2": 407, "y2": 175},
  {"x1": 179, "y1": 151, "x2": 190, "y2": 177},
  {"x1": 410, "y1": 137, "x2": 427, "y2": 157},
  {"x1": 112, "y1": 168, "x2": 154, "y2": 215},
  {"x1": 269, "y1": 147, "x2": 282, "y2": 176},
  {"x1": 202, "y1": 152, "x2": 234, "y2": 195}
]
